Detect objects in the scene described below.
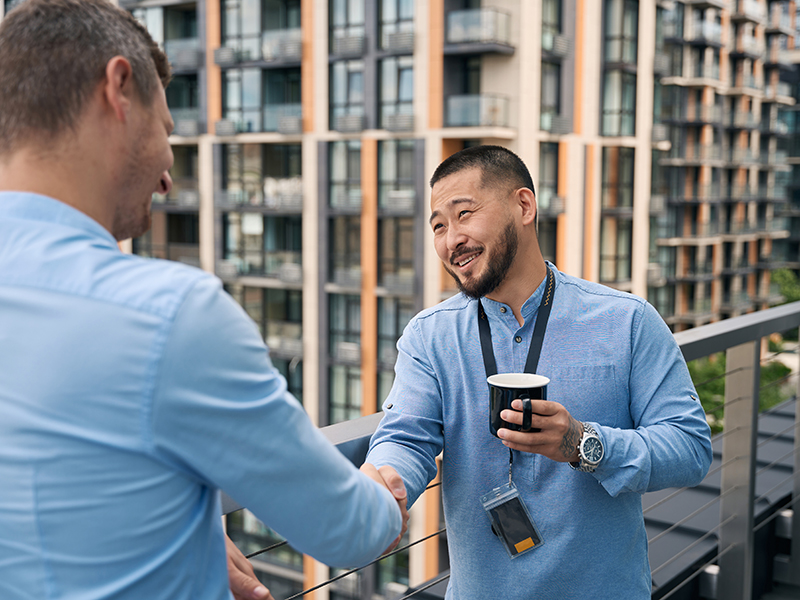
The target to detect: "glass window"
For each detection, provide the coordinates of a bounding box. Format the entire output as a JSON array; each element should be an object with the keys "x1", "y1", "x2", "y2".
[
  {"x1": 379, "y1": 217, "x2": 415, "y2": 290},
  {"x1": 262, "y1": 0, "x2": 301, "y2": 30},
  {"x1": 223, "y1": 68, "x2": 262, "y2": 132},
  {"x1": 329, "y1": 0, "x2": 365, "y2": 50},
  {"x1": 540, "y1": 61, "x2": 561, "y2": 129},
  {"x1": 604, "y1": 0, "x2": 638, "y2": 64},
  {"x1": 538, "y1": 219, "x2": 557, "y2": 265},
  {"x1": 223, "y1": 213, "x2": 302, "y2": 277},
  {"x1": 226, "y1": 510, "x2": 303, "y2": 571},
  {"x1": 378, "y1": 297, "x2": 414, "y2": 367},
  {"x1": 601, "y1": 146, "x2": 635, "y2": 208},
  {"x1": 329, "y1": 216, "x2": 361, "y2": 285},
  {"x1": 542, "y1": 0, "x2": 562, "y2": 47},
  {"x1": 538, "y1": 142, "x2": 558, "y2": 211},
  {"x1": 329, "y1": 293, "x2": 361, "y2": 350},
  {"x1": 329, "y1": 364, "x2": 362, "y2": 423},
  {"x1": 380, "y1": 0, "x2": 413, "y2": 48},
  {"x1": 602, "y1": 69, "x2": 636, "y2": 136},
  {"x1": 223, "y1": 144, "x2": 302, "y2": 206},
  {"x1": 330, "y1": 141, "x2": 362, "y2": 209},
  {"x1": 599, "y1": 217, "x2": 632, "y2": 283},
  {"x1": 378, "y1": 140, "x2": 416, "y2": 209},
  {"x1": 380, "y1": 56, "x2": 414, "y2": 128},
  {"x1": 272, "y1": 357, "x2": 303, "y2": 404},
  {"x1": 166, "y1": 74, "x2": 199, "y2": 111},
  {"x1": 330, "y1": 60, "x2": 365, "y2": 121},
  {"x1": 164, "y1": 5, "x2": 198, "y2": 40}
]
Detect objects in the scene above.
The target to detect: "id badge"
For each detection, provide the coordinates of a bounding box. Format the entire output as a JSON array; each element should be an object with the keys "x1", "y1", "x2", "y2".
[{"x1": 480, "y1": 481, "x2": 543, "y2": 559}]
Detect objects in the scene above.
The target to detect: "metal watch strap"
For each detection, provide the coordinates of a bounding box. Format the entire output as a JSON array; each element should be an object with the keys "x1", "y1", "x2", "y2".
[{"x1": 569, "y1": 422, "x2": 600, "y2": 473}]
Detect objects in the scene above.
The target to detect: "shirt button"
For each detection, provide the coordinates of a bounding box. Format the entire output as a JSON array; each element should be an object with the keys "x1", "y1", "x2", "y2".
[
  {"x1": 515, "y1": 336, "x2": 522, "y2": 343},
  {"x1": 500, "y1": 307, "x2": 507, "y2": 313}
]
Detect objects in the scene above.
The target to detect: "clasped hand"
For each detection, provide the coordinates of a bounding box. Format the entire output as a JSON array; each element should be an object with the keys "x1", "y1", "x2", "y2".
[{"x1": 498, "y1": 399, "x2": 582, "y2": 463}]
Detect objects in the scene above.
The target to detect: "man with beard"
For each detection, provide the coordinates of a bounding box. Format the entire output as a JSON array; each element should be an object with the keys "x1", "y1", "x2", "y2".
[
  {"x1": 362, "y1": 145, "x2": 712, "y2": 599},
  {"x1": 0, "y1": 1, "x2": 405, "y2": 599}
]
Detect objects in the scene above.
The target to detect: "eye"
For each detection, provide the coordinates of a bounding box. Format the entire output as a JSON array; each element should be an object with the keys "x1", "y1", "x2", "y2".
[
  {"x1": 432, "y1": 222, "x2": 443, "y2": 232},
  {"x1": 458, "y1": 210, "x2": 470, "y2": 218}
]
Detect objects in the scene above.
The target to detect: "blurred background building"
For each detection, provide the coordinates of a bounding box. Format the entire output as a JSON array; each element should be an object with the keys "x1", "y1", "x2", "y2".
[{"x1": 2, "y1": 0, "x2": 800, "y2": 597}]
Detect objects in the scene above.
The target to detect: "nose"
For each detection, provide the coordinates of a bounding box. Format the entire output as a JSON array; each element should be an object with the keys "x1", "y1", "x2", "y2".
[
  {"x1": 156, "y1": 170, "x2": 172, "y2": 196},
  {"x1": 445, "y1": 224, "x2": 468, "y2": 253}
]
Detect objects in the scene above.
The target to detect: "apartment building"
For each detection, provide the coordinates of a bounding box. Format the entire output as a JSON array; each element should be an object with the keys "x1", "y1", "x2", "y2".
[{"x1": 2, "y1": 0, "x2": 797, "y2": 597}]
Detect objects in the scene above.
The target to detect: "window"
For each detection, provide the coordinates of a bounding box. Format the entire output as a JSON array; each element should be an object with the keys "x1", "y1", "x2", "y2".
[
  {"x1": 377, "y1": 297, "x2": 414, "y2": 404},
  {"x1": 330, "y1": 141, "x2": 362, "y2": 208},
  {"x1": 164, "y1": 5, "x2": 198, "y2": 41},
  {"x1": 541, "y1": 0, "x2": 562, "y2": 50},
  {"x1": 166, "y1": 74, "x2": 198, "y2": 112},
  {"x1": 602, "y1": 69, "x2": 636, "y2": 136},
  {"x1": 221, "y1": 0, "x2": 262, "y2": 60},
  {"x1": 330, "y1": 60, "x2": 365, "y2": 123},
  {"x1": 223, "y1": 213, "x2": 302, "y2": 277},
  {"x1": 223, "y1": 144, "x2": 302, "y2": 206},
  {"x1": 599, "y1": 217, "x2": 632, "y2": 283},
  {"x1": 223, "y1": 68, "x2": 262, "y2": 132},
  {"x1": 133, "y1": 213, "x2": 200, "y2": 265},
  {"x1": 329, "y1": 216, "x2": 361, "y2": 285},
  {"x1": 538, "y1": 220, "x2": 557, "y2": 265},
  {"x1": 379, "y1": 56, "x2": 414, "y2": 128},
  {"x1": 604, "y1": 0, "x2": 638, "y2": 65},
  {"x1": 263, "y1": 0, "x2": 301, "y2": 30},
  {"x1": 329, "y1": 0, "x2": 365, "y2": 51},
  {"x1": 601, "y1": 146, "x2": 635, "y2": 208},
  {"x1": 329, "y1": 293, "x2": 362, "y2": 424},
  {"x1": 379, "y1": 217, "x2": 415, "y2": 290},
  {"x1": 4, "y1": 0, "x2": 25, "y2": 13},
  {"x1": 540, "y1": 61, "x2": 561, "y2": 131},
  {"x1": 225, "y1": 286, "x2": 303, "y2": 358},
  {"x1": 538, "y1": 142, "x2": 559, "y2": 212},
  {"x1": 378, "y1": 140, "x2": 415, "y2": 209},
  {"x1": 263, "y1": 68, "x2": 301, "y2": 130},
  {"x1": 273, "y1": 357, "x2": 303, "y2": 404},
  {"x1": 380, "y1": 0, "x2": 413, "y2": 48}
]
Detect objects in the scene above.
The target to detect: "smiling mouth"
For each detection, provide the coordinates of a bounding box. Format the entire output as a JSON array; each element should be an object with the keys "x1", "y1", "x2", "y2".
[{"x1": 452, "y1": 250, "x2": 482, "y2": 269}]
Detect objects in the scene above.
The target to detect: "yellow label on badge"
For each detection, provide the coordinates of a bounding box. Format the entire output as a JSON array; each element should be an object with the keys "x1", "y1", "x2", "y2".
[{"x1": 515, "y1": 537, "x2": 535, "y2": 553}]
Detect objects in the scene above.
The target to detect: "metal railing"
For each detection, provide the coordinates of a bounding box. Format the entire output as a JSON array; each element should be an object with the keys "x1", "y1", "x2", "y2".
[{"x1": 224, "y1": 302, "x2": 800, "y2": 600}]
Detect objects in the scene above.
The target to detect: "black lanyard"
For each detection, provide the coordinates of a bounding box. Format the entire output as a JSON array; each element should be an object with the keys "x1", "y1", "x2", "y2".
[{"x1": 477, "y1": 266, "x2": 555, "y2": 379}]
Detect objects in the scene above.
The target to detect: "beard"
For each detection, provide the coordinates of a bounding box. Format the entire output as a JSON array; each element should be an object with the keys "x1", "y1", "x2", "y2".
[{"x1": 444, "y1": 220, "x2": 519, "y2": 299}]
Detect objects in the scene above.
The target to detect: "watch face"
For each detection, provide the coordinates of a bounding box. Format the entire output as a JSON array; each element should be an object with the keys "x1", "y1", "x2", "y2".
[{"x1": 583, "y1": 437, "x2": 604, "y2": 464}]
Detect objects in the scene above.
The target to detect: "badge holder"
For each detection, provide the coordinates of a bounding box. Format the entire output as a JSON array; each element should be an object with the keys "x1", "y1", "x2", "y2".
[{"x1": 480, "y1": 481, "x2": 544, "y2": 559}]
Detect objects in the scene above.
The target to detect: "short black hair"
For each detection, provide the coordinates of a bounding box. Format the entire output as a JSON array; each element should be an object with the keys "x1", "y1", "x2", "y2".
[{"x1": 429, "y1": 145, "x2": 535, "y2": 196}]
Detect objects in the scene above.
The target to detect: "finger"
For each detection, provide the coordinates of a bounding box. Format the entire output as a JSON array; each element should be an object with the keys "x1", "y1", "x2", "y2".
[
  {"x1": 378, "y1": 465, "x2": 407, "y2": 501},
  {"x1": 226, "y1": 536, "x2": 271, "y2": 600},
  {"x1": 500, "y1": 409, "x2": 523, "y2": 425}
]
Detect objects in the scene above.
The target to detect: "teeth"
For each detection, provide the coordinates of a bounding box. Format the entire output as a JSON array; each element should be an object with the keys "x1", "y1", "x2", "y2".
[{"x1": 458, "y1": 255, "x2": 476, "y2": 267}]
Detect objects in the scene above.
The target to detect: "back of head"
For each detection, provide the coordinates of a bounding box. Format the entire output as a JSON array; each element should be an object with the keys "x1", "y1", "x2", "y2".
[
  {"x1": 429, "y1": 145, "x2": 535, "y2": 196},
  {"x1": 0, "y1": 0, "x2": 170, "y2": 156}
]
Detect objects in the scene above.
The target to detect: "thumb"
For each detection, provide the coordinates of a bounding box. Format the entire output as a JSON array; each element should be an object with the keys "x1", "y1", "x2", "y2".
[{"x1": 379, "y1": 466, "x2": 407, "y2": 500}]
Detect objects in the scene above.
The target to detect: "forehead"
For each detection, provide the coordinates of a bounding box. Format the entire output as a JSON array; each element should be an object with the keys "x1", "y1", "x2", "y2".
[{"x1": 430, "y1": 167, "x2": 485, "y2": 209}]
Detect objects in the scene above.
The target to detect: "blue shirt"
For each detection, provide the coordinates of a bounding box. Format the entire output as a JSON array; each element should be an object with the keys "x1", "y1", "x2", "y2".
[
  {"x1": 0, "y1": 192, "x2": 401, "y2": 600},
  {"x1": 367, "y1": 265, "x2": 713, "y2": 599}
]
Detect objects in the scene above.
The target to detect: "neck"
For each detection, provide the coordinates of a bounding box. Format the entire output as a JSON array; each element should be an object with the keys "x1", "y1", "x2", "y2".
[
  {"x1": 485, "y1": 253, "x2": 548, "y2": 326},
  {"x1": 0, "y1": 140, "x2": 115, "y2": 233}
]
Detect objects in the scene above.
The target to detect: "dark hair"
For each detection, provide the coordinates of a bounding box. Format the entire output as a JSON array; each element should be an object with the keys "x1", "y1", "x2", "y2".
[
  {"x1": 429, "y1": 145, "x2": 536, "y2": 196},
  {"x1": 0, "y1": 0, "x2": 171, "y2": 155}
]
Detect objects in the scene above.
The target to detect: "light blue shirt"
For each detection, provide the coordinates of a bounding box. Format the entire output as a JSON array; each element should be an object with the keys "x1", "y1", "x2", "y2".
[
  {"x1": 0, "y1": 192, "x2": 401, "y2": 600},
  {"x1": 367, "y1": 265, "x2": 713, "y2": 599}
]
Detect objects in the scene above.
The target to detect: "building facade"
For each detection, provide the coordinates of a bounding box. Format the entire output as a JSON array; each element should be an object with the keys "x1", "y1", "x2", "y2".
[{"x1": 2, "y1": 0, "x2": 797, "y2": 597}]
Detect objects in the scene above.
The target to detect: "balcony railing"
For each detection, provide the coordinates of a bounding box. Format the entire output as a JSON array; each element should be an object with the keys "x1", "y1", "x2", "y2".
[
  {"x1": 170, "y1": 107, "x2": 203, "y2": 137},
  {"x1": 217, "y1": 104, "x2": 302, "y2": 135},
  {"x1": 445, "y1": 94, "x2": 509, "y2": 128},
  {"x1": 445, "y1": 8, "x2": 511, "y2": 47},
  {"x1": 152, "y1": 177, "x2": 199, "y2": 207},
  {"x1": 691, "y1": 21, "x2": 723, "y2": 44},
  {"x1": 215, "y1": 29, "x2": 303, "y2": 65},
  {"x1": 164, "y1": 38, "x2": 202, "y2": 70},
  {"x1": 222, "y1": 302, "x2": 800, "y2": 600},
  {"x1": 733, "y1": 0, "x2": 766, "y2": 22},
  {"x1": 265, "y1": 321, "x2": 303, "y2": 357},
  {"x1": 765, "y1": 82, "x2": 793, "y2": 100}
]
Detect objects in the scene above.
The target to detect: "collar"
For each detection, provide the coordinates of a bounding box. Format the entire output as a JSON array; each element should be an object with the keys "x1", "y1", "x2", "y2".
[
  {"x1": 480, "y1": 262, "x2": 557, "y2": 324},
  {"x1": 0, "y1": 191, "x2": 118, "y2": 248}
]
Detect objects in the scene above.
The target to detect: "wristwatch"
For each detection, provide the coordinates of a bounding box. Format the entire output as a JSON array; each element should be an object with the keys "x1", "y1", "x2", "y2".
[{"x1": 569, "y1": 422, "x2": 604, "y2": 473}]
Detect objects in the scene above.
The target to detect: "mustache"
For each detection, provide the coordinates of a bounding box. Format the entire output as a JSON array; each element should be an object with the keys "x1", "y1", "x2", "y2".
[{"x1": 450, "y1": 246, "x2": 483, "y2": 266}]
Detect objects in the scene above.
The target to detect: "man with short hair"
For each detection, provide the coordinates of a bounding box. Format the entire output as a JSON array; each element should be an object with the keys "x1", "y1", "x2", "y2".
[
  {"x1": 364, "y1": 145, "x2": 713, "y2": 598},
  {"x1": 0, "y1": 1, "x2": 404, "y2": 599}
]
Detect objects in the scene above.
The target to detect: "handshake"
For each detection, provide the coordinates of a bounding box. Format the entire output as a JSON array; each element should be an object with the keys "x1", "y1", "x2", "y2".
[{"x1": 226, "y1": 464, "x2": 409, "y2": 600}]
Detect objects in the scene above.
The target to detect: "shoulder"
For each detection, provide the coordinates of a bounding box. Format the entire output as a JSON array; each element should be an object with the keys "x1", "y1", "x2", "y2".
[
  {"x1": 408, "y1": 292, "x2": 475, "y2": 331},
  {"x1": 555, "y1": 270, "x2": 646, "y2": 311}
]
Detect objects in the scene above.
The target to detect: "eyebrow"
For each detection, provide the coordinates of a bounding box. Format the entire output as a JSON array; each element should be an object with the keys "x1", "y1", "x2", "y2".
[{"x1": 428, "y1": 198, "x2": 475, "y2": 225}]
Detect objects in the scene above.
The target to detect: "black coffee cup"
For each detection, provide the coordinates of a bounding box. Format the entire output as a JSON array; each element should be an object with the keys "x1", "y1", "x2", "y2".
[{"x1": 487, "y1": 373, "x2": 550, "y2": 437}]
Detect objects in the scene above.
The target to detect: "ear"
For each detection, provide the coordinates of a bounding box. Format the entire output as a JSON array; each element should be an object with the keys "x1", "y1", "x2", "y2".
[
  {"x1": 102, "y1": 56, "x2": 135, "y2": 123},
  {"x1": 516, "y1": 187, "x2": 537, "y2": 227}
]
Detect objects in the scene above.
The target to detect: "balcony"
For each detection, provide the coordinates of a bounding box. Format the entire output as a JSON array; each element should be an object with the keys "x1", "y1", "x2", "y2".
[
  {"x1": 732, "y1": 0, "x2": 767, "y2": 23},
  {"x1": 690, "y1": 21, "x2": 723, "y2": 46},
  {"x1": 331, "y1": 33, "x2": 365, "y2": 58},
  {"x1": 170, "y1": 107, "x2": 204, "y2": 137},
  {"x1": 766, "y1": 10, "x2": 794, "y2": 35},
  {"x1": 537, "y1": 191, "x2": 565, "y2": 216},
  {"x1": 164, "y1": 38, "x2": 202, "y2": 70},
  {"x1": 265, "y1": 321, "x2": 303, "y2": 357},
  {"x1": 653, "y1": 53, "x2": 671, "y2": 77},
  {"x1": 216, "y1": 177, "x2": 303, "y2": 211},
  {"x1": 383, "y1": 113, "x2": 415, "y2": 133},
  {"x1": 765, "y1": 82, "x2": 794, "y2": 102},
  {"x1": 152, "y1": 177, "x2": 199, "y2": 208},
  {"x1": 444, "y1": 8, "x2": 514, "y2": 55},
  {"x1": 541, "y1": 31, "x2": 571, "y2": 59},
  {"x1": 385, "y1": 30, "x2": 415, "y2": 54},
  {"x1": 380, "y1": 272, "x2": 415, "y2": 294},
  {"x1": 445, "y1": 94, "x2": 509, "y2": 128},
  {"x1": 539, "y1": 111, "x2": 572, "y2": 135},
  {"x1": 222, "y1": 251, "x2": 302, "y2": 282},
  {"x1": 215, "y1": 29, "x2": 303, "y2": 66},
  {"x1": 330, "y1": 187, "x2": 362, "y2": 211},
  {"x1": 652, "y1": 123, "x2": 669, "y2": 143},
  {"x1": 729, "y1": 111, "x2": 760, "y2": 130},
  {"x1": 720, "y1": 290, "x2": 754, "y2": 310},
  {"x1": 661, "y1": 144, "x2": 723, "y2": 166},
  {"x1": 333, "y1": 113, "x2": 366, "y2": 133},
  {"x1": 730, "y1": 147, "x2": 760, "y2": 164},
  {"x1": 731, "y1": 34, "x2": 764, "y2": 59},
  {"x1": 216, "y1": 104, "x2": 302, "y2": 136},
  {"x1": 382, "y1": 189, "x2": 416, "y2": 213}
]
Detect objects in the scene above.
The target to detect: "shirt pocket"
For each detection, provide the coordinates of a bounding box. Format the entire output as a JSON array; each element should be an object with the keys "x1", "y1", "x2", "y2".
[{"x1": 515, "y1": 364, "x2": 623, "y2": 484}]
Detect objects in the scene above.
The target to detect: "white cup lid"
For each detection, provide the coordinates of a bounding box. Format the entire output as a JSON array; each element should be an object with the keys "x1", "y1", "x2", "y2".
[{"x1": 487, "y1": 373, "x2": 550, "y2": 389}]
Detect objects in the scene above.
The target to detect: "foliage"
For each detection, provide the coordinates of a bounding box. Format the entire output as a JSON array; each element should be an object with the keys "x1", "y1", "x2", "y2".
[
  {"x1": 688, "y1": 352, "x2": 792, "y2": 435},
  {"x1": 772, "y1": 268, "x2": 800, "y2": 304}
]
